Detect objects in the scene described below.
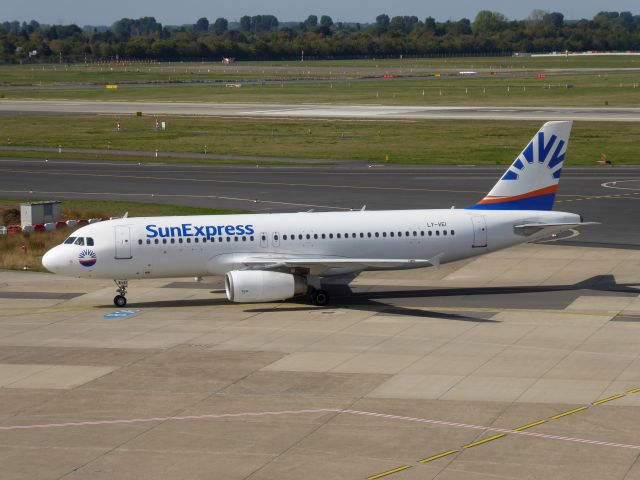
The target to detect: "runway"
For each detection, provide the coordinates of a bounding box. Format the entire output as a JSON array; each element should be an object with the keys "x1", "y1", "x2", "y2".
[
  {"x1": 1, "y1": 158, "x2": 638, "y2": 248},
  {"x1": 1, "y1": 100, "x2": 640, "y2": 121}
]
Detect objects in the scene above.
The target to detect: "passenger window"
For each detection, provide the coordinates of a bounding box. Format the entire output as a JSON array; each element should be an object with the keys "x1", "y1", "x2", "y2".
[
  {"x1": 360, "y1": 233, "x2": 364, "y2": 238},
  {"x1": 283, "y1": 235, "x2": 287, "y2": 240},
  {"x1": 64, "y1": 237, "x2": 77, "y2": 244},
  {"x1": 194, "y1": 238, "x2": 198, "y2": 243},
  {"x1": 163, "y1": 239, "x2": 167, "y2": 244},
  {"x1": 375, "y1": 232, "x2": 379, "y2": 237},
  {"x1": 337, "y1": 233, "x2": 341, "y2": 239},
  {"x1": 390, "y1": 232, "x2": 394, "y2": 237},
  {"x1": 382, "y1": 232, "x2": 387, "y2": 237},
  {"x1": 329, "y1": 233, "x2": 334, "y2": 239},
  {"x1": 227, "y1": 237, "x2": 231, "y2": 242},
  {"x1": 451, "y1": 230, "x2": 455, "y2": 235},
  {"x1": 368, "y1": 233, "x2": 372, "y2": 238},
  {"x1": 186, "y1": 238, "x2": 191, "y2": 243},
  {"x1": 154, "y1": 239, "x2": 159, "y2": 244},
  {"x1": 420, "y1": 231, "x2": 424, "y2": 236},
  {"x1": 322, "y1": 233, "x2": 326, "y2": 239},
  {"x1": 242, "y1": 236, "x2": 247, "y2": 242},
  {"x1": 86, "y1": 237, "x2": 94, "y2": 246},
  {"x1": 352, "y1": 233, "x2": 356, "y2": 238},
  {"x1": 397, "y1": 232, "x2": 401, "y2": 237},
  {"x1": 306, "y1": 234, "x2": 311, "y2": 240},
  {"x1": 274, "y1": 235, "x2": 279, "y2": 241},
  {"x1": 218, "y1": 237, "x2": 223, "y2": 242},
  {"x1": 146, "y1": 239, "x2": 151, "y2": 245},
  {"x1": 178, "y1": 238, "x2": 183, "y2": 244},
  {"x1": 250, "y1": 236, "x2": 255, "y2": 241},
  {"x1": 443, "y1": 230, "x2": 447, "y2": 236},
  {"x1": 138, "y1": 239, "x2": 142, "y2": 245},
  {"x1": 314, "y1": 234, "x2": 318, "y2": 239},
  {"x1": 74, "y1": 238, "x2": 85, "y2": 246},
  {"x1": 413, "y1": 231, "x2": 417, "y2": 236},
  {"x1": 436, "y1": 231, "x2": 440, "y2": 236},
  {"x1": 234, "y1": 237, "x2": 239, "y2": 242},
  {"x1": 428, "y1": 231, "x2": 432, "y2": 236},
  {"x1": 171, "y1": 238, "x2": 175, "y2": 244},
  {"x1": 299, "y1": 234, "x2": 303, "y2": 240}
]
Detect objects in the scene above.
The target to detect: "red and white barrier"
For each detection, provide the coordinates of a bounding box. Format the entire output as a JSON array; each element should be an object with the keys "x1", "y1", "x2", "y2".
[{"x1": 1, "y1": 217, "x2": 110, "y2": 235}]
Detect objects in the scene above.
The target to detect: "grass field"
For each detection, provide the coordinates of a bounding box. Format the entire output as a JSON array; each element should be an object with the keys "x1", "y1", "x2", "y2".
[
  {"x1": 0, "y1": 198, "x2": 244, "y2": 271},
  {"x1": 0, "y1": 115, "x2": 637, "y2": 165},
  {"x1": 2, "y1": 56, "x2": 640, "y2": 84},
  {"x1": 3, "y1": 74, "x2": 639, "y2": 107}
]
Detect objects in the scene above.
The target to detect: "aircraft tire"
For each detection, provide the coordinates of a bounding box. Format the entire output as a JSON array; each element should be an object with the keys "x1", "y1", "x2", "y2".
[
  {"x1": 312, "y1": 289, "x2": 330, "y2": 307},
  {"x1": 114, "y1": 295, "x2": 127, "y2": 307}
]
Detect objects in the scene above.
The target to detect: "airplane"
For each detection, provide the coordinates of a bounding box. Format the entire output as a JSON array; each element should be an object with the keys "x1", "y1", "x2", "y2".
[{"x1": 42, "y1": 121, "x2": 595, "y2": 307}]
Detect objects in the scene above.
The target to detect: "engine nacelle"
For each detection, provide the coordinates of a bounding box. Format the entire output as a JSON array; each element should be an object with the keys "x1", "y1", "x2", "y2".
[{"x1": 225, "y1": 270, "x2": 307, "y2": 303}]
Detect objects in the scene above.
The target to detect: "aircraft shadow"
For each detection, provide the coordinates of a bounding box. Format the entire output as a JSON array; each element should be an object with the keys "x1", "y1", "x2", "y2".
[
  {"x1": 245, "y1": 274, "x2": 639, "y2": 322},
  {"x1": 98, "y1": 275, "x2": 638, "y2": 319}
]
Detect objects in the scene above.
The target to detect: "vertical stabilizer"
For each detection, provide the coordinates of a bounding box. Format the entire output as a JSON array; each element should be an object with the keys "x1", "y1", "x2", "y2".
[{"x1": 468, "y1": 121, "x2": 572, "y2": 210}]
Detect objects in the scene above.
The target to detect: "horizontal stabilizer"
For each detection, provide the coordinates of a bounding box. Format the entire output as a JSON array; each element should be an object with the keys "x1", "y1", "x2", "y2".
[{"x1": 513, "y1": 222, "x2": 599, "y2": 237}]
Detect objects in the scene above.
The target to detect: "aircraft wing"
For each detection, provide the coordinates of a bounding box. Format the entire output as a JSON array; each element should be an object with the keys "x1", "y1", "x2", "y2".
[
  {"x1": 513, "y1": 222, "x2": 599, "y2": 237},
  {"x1": 238, "y1": 254, "x2": 444, "y2": 270}
]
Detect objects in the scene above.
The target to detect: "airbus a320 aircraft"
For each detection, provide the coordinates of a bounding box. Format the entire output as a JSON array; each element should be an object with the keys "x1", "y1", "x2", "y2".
[{"x1": 43, "y1": 121, "x2": 594, "y2": 307}]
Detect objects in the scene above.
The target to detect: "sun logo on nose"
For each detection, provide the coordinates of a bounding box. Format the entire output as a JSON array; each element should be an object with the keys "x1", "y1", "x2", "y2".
[{"x1": 79, "y1": 249, "x2": 97, "y2": 267}]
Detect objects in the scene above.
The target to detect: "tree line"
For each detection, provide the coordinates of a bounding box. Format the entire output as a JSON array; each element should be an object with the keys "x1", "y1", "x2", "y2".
[{"x1": 1, "y1": 10, "x2": 640, "y2": 63}]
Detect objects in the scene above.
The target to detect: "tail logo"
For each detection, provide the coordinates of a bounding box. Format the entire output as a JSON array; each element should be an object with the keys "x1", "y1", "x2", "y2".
[
  {"x1": 79, "y1": 249, "x2": 97, "y2": 267},
  {"x1": 501, "y1": 132, "x2": 566, "y2": 182}
]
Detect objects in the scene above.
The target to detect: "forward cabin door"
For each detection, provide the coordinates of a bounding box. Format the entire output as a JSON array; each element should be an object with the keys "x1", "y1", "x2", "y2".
[
  {"x1": 114, "y1": 226, "x2": 132, "y2": 259},
  {"x1": 471, "y1": 216, "x2": 488, "y2": 248}
]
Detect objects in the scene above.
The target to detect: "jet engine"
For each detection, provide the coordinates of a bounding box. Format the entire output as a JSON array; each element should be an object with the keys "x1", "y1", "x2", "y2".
[{"x1": 225, "y1": 270, "x2": 307, "y2": 303}]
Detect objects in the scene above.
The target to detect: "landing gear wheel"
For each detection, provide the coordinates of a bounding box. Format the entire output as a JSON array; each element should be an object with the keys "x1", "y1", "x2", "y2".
[
  {"x1": 114, "y1": 295, "x2": 127, "y2": 307},
  {"x1": 113, "y1": 279, "x2": 129, "y2": 308},
  {"x1": 311, "y1": 289, "x2": 330, "y2": 306}
]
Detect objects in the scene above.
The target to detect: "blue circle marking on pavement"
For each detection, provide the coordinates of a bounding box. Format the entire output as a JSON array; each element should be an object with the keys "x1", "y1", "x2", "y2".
[{"x1": 104, "y1": 309, "x2": 142, "y2": 319}]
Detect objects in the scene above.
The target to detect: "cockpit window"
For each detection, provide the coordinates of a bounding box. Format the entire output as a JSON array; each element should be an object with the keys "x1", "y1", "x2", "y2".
[
  {"x1": 74, "y1": 237, "x2": 85, "y2": 246},
  {"x1": 86, "y1": 237, "x2": 94, "y2": 246},
  {"x1": 64, "y1": 237, "x2": 77, "y2": 245}
]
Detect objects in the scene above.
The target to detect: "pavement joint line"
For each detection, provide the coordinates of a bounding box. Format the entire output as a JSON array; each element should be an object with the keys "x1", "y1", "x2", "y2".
[
  {"x1": 628, "y1": 387, "x2": 640, "y2": 394},
  {"x1": 418, "y1": 450, "x2": 459, "y2": 463}
]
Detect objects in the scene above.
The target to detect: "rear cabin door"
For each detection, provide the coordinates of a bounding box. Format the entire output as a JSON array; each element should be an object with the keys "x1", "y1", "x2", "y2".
[
  {"x1": 114, "y1": 226, "x2": 132, "y2": 259},
  {"x1": 471, "y1": 216, "x2": 488, "y2": 248}
]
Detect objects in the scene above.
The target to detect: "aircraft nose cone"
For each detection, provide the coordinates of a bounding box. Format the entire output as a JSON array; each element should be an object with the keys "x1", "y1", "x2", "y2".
[{"x1": 42, "y1": 246, "x2": 66, "y2": 273}]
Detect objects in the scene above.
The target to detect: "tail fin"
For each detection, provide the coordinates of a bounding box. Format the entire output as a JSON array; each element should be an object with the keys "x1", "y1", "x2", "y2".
[{"x1": 468, "y1": 121, "x2": 572, "y2": 211}]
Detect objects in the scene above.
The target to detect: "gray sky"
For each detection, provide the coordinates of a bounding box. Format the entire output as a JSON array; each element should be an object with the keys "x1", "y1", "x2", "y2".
[{"x1": 3, "y1": 0, "x2": 639, "y2": 25}]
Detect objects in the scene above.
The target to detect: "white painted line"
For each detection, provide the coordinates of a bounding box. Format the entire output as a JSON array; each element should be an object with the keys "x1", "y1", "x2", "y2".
[{"x1": 1, "y1": 408, "x2": 638, "y2": 451}]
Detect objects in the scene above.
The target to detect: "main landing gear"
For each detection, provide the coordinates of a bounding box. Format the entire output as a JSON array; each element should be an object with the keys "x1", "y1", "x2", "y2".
[
  {"x1": 309, "y1": 287, "x2": 330, "y2": 306},
  {"x1": 113, "y1": 279, "x2": 128, "y2": 307}
]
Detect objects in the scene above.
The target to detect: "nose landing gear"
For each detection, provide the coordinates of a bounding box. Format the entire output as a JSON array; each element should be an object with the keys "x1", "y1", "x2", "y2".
[{"x1": 113, "y1": 279, "x2": 128, "y2": 307}]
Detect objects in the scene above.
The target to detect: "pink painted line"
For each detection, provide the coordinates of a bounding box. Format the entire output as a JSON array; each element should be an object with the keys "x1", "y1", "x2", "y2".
[
  {"x1": 2, "y1": 408, "x2": 639, "y2": 451},
  {"x1": 341, "y1": 410, "x2": 640, "y2": 451}
]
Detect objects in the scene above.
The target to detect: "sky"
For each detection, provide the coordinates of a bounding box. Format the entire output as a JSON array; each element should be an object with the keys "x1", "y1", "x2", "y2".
[{"x1": 3, "y1": 0, "x2": 639, "y2": 26}]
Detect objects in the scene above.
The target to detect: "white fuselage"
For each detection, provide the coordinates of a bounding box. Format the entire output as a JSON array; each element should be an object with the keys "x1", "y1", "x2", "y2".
[{"x1": 43, "y1": 208, "x2": 580, "y2": 280}]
